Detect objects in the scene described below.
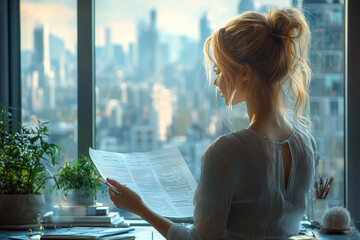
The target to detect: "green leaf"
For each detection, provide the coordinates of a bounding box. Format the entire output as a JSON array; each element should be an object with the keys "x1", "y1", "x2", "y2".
[{"x1": 0, "y1": 105, "x2": 61, "y2": 194}]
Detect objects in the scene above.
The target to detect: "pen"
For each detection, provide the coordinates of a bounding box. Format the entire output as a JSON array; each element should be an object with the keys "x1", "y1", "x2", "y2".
[
  {"x1": 324, "y1": 177, "x2": 333, "y2": 199},
  {"x1": 98, "y1": 178, "x2": 122, "y2": 195}
]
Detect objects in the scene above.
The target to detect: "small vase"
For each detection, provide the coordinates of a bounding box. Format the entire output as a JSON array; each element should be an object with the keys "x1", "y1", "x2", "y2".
[{"x1": 314, "y1": 199, "x2": 328, "y2": 223}]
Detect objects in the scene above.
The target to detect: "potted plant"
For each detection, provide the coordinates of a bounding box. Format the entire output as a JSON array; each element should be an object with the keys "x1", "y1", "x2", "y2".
[
  {"x1": 56, "y1": 155, "x2": 103, "y2": 206},
  {"x1": 0, "y1": 106, "x2": 61, "y2": 225}
]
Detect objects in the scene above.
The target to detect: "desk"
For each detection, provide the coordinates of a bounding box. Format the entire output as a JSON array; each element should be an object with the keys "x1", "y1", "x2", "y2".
[
  {"x1": 310, "y1": 228, "x2": 360, "y2": 240},
  {"x1": 0, "y1": 226, "x2": 165, "y2": 240},
  {"x1": 0, "y1": 225, "x2": 359, "y2": 240}
]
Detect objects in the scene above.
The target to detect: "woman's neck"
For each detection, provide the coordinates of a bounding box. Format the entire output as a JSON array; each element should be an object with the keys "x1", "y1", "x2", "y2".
[{"x1": 246, "y1": 102, "x2": 292, "y2": 142}]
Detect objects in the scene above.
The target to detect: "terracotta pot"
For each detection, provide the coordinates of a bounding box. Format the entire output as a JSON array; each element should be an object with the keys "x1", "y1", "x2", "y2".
[{"x1": 0, "y1": 194, "x2": 45, "y2": 225}]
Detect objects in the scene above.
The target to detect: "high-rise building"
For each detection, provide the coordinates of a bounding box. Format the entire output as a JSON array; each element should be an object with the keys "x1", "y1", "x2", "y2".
[
  {"x1": 292, "y1": 0, "x2": 299, "y2": 8},
  {"x1": 137, "y1": 9, "x2": 158, "y2": 79},
  {"x1": 200, "y1": 13, "x2": 211, "y2": 48},
  {"x1": 128, "y1": 43, "x2": 134, "y2": 67},
  {"x1": 49, "y1": 33, "x2": 65, "y2": 62},
  {"x1": 303, "y1": 0, "x2": 344, "y2": 206},
  {"x1": 33, "y1": 25, "x2": 50, "y2": 89},
  {"x1": 49, "y1": 33, "x2": 66, "y2": 87},
  {"x1": 152, "y1": 83, "x2": 174, "y2": 141},
  {"x1": 33, "y1": 25, "x2": 55, "y2": 111},
  {"x1": 238, "y1": 0, "x2": 255, "y2": 13},
  {"x1": 114, "y1": 44, "x2": 125, "y2": 67},
  {"x1": 199, "y1": 13, "x2": 213, "y2": 109},
  {"x1": 105, "y1": 27, "x2": 113, "y2": 61}
]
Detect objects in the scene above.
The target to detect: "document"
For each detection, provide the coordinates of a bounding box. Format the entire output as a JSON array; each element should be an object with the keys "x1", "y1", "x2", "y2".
[
  {"x1": 40, "y1": 227, "x2": 134, "y2": 239},
  {"x1": 89, "y1": 147, "x2": 197, "y2": 219}
]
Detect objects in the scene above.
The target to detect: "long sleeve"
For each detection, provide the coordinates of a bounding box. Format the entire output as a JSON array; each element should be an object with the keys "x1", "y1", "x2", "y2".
[
  {"x1": 167, "y1": 141, "x2": 236, "y2": 240},
  {"x1": 308, "y1": 131, "x2": 320, "y2": 176},
  {"x1": 168, "y1": 123, "x2": 317, "y2": 239}
]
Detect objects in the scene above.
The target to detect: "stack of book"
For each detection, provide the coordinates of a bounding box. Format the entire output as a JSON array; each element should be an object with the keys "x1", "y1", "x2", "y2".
[
  {"x1": 44, "y1": 203, "x2": 130, "y2": 227},
  {"x1": 52, "y1": 203, "x2": 109, "y2": 216}
]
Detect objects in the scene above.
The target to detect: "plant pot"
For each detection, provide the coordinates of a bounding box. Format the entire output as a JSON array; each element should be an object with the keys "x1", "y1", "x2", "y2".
[
  {"x1": 66, "y1": 189, "x2": 95, "y2": 206},
  {"x1": 0, "y1": 194, "x2": 45, "y2": 225}
]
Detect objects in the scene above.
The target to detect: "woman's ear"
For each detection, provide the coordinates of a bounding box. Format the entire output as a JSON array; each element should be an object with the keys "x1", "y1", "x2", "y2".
[{"x1": 241, "y1": 64, "x2": 253, "y2": 82}]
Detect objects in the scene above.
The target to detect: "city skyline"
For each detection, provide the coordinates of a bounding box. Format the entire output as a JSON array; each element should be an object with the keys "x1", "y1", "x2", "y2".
[
  {"x1": 20, "y1": 0, "x2": 345, "y2": 208},
  {"x1": 21, "y1": 0, "x2": 291, "y2": 53}
]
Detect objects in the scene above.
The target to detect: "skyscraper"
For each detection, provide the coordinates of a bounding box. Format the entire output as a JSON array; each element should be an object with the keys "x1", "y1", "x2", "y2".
[
  {"x1": 238, "y1": 0, "x2": 255, "y2": 13},
  {"x1": 137, "y1": 9, "x2": 158, "y2": 79},
  {"x1": 200, "y1": 13, "x2": 211, "y2": 48},
  {"x1": 105, "y1": 27, "x2": 113, "y2": 61},
  {"x1": 292, "y1": 0, "x2": 299, "y2": 8},
  {"x1": 49, "y1": 33, "x2": 66, "y2": 87},
  {"x1": 303, "y1": 0, "x2": 344, "y2": 206},
  {"x1": 33, "y1": 25, "x2": 50, "y2": 89},
  {"x1": 32, "y1": 25, "x2": 55, "y2": 111},
  {"x1": 198, "y1": 13, "x2": 213, "y2": 109},
  {"x1": 113, "y1": 44, "x2": 125, "y2": 67}
]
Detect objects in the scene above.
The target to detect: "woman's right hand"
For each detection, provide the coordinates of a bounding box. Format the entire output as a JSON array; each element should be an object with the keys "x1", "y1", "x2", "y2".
[{"x1": 106, "y1": 178, "x2": 145, "y2": 216}]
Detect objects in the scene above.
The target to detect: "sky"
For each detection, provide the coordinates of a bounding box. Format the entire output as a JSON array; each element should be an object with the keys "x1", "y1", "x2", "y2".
[{"x1": 20, "y1": 0, "x2": 291, "y2": 53}]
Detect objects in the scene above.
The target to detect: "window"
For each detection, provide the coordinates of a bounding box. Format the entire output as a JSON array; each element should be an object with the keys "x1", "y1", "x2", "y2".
[
  {"x1": 20, "y1": 0, "x2": 77, "y2": 159},
  {"x1": 93, "y1": 0, "x2": 345, "y2": 216},
  {"x1": 20, "y1": 0, "x2": 77, "y2": 210},
  {"x1": 330, "y1": 100, "x2": 338, "y2": 115},
  {"x1": 18, "y1": 0, "x2": 346, "y2": 216},
  {"x1": 304, "y1": 0, "x2": 344, "y2": 207}
]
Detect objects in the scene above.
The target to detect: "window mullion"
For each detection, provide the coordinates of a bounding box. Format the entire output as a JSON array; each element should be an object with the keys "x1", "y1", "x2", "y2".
[
  {"x1": 77, "y1": 0, "x2": 95, "y2": 157},
  {"x1": 346, "y1": 0, "x2": 360, "y2": 229}
]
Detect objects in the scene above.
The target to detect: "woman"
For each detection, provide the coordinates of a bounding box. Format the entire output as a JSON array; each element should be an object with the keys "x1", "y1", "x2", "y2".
[{"x1": 107, "y1": 7, "x2": 319, "y2": 240}]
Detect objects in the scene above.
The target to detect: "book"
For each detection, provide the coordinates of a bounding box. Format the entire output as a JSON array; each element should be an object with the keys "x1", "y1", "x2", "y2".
[
  {"x1": 53, "y1": 203, "x2": 109, "y2": 216},
  {"x1": 45, "y1": 212, "x2": 121, "y2": 224},
  {"x1": 96, "y1": 206, "x2": 110, "y2": 216},
  {"x1": 47, "y1": 218, "x2": 129, "y2": 228},
  {"x1": 40, "y1": 227, "x2": 134, "y2": 239},
  {"x1": 101, "y1": 234, "x2": 135, "y2": 240}
]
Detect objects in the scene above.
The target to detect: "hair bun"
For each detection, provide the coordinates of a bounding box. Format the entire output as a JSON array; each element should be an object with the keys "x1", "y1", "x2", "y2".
[
  {"x1": 203, "y1": 7, "x2": 311, "y2": 125},
  {"x1": 271, "y1": 32, "x2": 287, "y2": 40},
  {"x1": 267, "y1": 8, "x2": 308, "y2": 40}
]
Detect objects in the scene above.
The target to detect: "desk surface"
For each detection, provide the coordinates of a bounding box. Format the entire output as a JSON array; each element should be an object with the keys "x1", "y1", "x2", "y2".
[{"x1": 0, "y1": 225, "x2": 359, "y2": 240}]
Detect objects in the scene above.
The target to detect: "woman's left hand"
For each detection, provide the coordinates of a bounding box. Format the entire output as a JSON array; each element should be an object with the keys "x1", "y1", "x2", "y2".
[{"x1": 106, "y1": 178, "x2": 145, "y2": 216}]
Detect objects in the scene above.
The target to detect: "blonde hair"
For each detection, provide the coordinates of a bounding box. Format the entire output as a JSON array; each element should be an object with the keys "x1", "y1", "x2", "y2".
[{"x1": 204, "y1": 8, "x2": 311, "y2": 126}]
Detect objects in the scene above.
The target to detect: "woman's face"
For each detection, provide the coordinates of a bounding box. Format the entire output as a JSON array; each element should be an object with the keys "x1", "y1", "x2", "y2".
[
  {"x1": 214, "y1": 72, "x2": 230, "y2": 104},
  {"x1": 213, "y1": 70, "x2": 246, "y2": 106}
]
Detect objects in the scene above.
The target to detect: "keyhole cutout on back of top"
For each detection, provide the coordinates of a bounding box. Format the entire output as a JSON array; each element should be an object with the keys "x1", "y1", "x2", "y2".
[{"x1": 282, "y1": 143, "x2": 292, "y2": 190}]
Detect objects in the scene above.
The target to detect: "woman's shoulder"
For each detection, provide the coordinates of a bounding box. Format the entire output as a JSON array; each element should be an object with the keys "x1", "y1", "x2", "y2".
[
  {"x1": 210, "y1": 129, "x2": 253, "y2": 149},
  {"x1": 204, "y1": 129, "x2": 258, "y2": 161},
  {"x1": 290, "y1": 122, "x2": 317, "y2": 145}
]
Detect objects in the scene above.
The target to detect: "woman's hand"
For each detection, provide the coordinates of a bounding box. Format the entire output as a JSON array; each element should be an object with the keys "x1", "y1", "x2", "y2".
[
  {"x1": 107, "y1": 178, "x2": 173, "y2": 238},
  {"x1": 106, "y1": 178, "x2": 145, "y2": 216}
]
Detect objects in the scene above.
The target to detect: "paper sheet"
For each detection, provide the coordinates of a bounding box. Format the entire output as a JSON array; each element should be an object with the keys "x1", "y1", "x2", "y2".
[{"x1": 89, "y1": 147, "x2": 197, "y2": 219}]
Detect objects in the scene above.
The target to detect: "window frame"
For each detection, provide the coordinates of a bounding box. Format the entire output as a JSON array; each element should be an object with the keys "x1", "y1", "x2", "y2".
[
  {"x1": 5, "y1": 0, "x2": 358, "y2": 228},
  {"x1": 76, "y1": 0, "x2": 359, "y2": 227},
  {"x1": 345, "y1": 0, "x2": 360, "y2": 229},
  {"x1": 0, "y1": 0, "x2": 21, "y2": 129},
  {"x1": 77, "y1": 0, "x2": 95, "y2": 156}
]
